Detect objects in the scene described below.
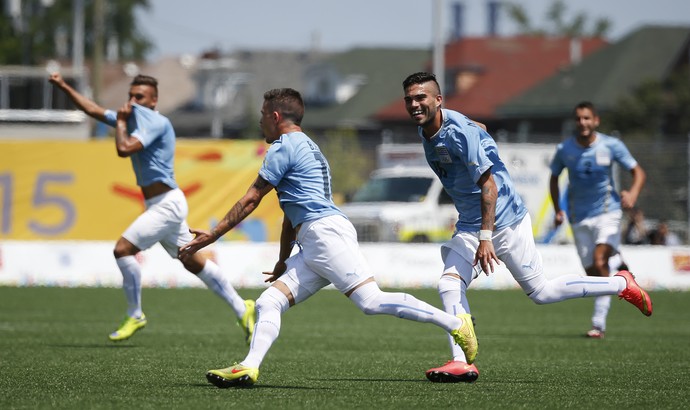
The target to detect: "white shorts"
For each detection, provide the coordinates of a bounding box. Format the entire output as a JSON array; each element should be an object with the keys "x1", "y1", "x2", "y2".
[
  {"x1": 122, "y1": 188, "x2": 192, "y2": 257},
  {"x1": 441, "y1": 214, "x2": 546, "y2": 295},
  {"x1": 277, "y1": 215, "x2": 373, "y2": 303},
  {"x1": 572, "y1": 210, "x2": 622, "y2": 268}
]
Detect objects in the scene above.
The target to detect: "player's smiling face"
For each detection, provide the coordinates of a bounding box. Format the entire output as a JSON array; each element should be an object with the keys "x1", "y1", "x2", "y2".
[
  {"x1": 574, "y1": 107, "x2": 599, "y2": 139},
  {"x1": 404, "y1": 82, "x2": 442, "y2": 129}
]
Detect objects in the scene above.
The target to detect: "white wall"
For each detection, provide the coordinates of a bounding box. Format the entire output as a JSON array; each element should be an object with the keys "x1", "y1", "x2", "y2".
[{"x1": 2, "y1": 241, "x2": 689, "y2": 290}]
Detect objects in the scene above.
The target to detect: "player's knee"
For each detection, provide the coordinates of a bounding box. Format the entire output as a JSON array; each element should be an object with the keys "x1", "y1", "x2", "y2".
[
  {"x1": 181, "y1": 255, "x2": 205, "y2": 274},
  {"x1": 438, "y1": 274, "x2": 461, "y2": 295},
  {"x1": 593, "y1": 259, "x2": 609, "y2": 275},
  {"x1": 349, "y1": 282, "x2": 381, "y2": 315},
  {"x1": 527, "y1": 287, "x2": 551, "y2": 305},
  {"x1": 113, "y1": 244, "x2": 130, "y2": 259},
  {"x1": 359, "y1": 301, "x2": 379, "y2": 316},
  {"x1": 353, "y1": 294, "x2": 378, "y2": 315},
  {"x1": 256, "y1": 286, "x2": 290, "y2": 315},
  {"x1": 113, "y1": 238, "x2": 137, "y2": 259}
]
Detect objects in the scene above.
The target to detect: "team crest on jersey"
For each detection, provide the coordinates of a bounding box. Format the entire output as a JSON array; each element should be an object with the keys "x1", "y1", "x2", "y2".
[{"x1": 435, "y1": 146, "x2": 453, "y2": 163}]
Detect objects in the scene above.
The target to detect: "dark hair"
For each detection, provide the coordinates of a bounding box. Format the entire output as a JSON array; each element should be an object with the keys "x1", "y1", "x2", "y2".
[
  {"x1": 131, "y1": 75, "x2": 158, "y2": 97},
  {"x1": 574, "y1": 101, "x2": 597, "y2": 116},
  {"x1": 263, "y1": 88, "x2": 305, "y2": 125},
  {"x1": 402, "y1": 72, "x2": 441, "y2": 94}
]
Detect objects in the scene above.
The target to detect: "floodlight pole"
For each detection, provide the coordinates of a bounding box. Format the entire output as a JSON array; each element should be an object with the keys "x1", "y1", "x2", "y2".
[
  {"x1": 432, "y1": 0, "x2": 445, "y2": 98},
  {"x1": 72, "y1": 0, "x2": 84, "y2": 79}
]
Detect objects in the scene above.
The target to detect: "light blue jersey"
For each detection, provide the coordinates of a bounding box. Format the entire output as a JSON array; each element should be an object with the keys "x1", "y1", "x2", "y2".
[
  {"x1": 549, "y1": 132, "x2": 637, "y2": 224},
  {"x1": 104, "y1": 103, "x2": 177, "y2": 189},
  {"x1": 259, "y1": 132, "x2": 343, "y2": 227},
  {"x1": 420, "y1": 109, "x2": 527, "y2": 233}
]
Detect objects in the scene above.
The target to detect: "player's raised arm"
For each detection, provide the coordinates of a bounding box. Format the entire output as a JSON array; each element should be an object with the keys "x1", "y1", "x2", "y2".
[{"x1": 48, "y1": 72, "x2": 107, "y2": 122}]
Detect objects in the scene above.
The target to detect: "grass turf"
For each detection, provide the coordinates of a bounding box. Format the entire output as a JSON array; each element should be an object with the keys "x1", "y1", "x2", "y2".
[{"x1": 0, "y1": 286, "x2": 688, "y2": 409}]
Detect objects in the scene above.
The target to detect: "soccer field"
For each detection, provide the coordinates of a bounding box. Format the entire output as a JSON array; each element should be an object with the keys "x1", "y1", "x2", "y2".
[{"x1": 1, "y1": 287, "x2": 688, "y2": 409}]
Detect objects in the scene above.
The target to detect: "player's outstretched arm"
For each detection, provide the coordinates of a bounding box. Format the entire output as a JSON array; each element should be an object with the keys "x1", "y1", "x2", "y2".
[
  {"x1": 178, "y1": 175, "x2": 274, "y2": 261},
  {"x1": 48, "y1": 72, "x2": 107, "y2": 122}
]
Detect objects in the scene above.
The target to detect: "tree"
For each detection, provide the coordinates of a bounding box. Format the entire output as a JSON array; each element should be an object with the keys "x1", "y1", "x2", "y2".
[
  {"x1": 603, "y1": 71, "x2": 690, "y2": 226},
  {"x1": 604, "y1": 72, "x2": 690, "y2": 138},
  {"x1": 0, "y1": 0, "x2": 152, "y2": 65},
  {"x1": 504, "y1": 0, "x2": 611, "y2": 37}
]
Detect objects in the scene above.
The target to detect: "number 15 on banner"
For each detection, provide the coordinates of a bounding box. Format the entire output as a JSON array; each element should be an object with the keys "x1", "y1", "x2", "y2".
[{"x1": 1, "y1": 172, "x2": 76, "y2": 237}]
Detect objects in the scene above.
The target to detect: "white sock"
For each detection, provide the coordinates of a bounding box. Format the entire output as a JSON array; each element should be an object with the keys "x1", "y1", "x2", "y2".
[
  {"x1": 529, "y1": 274, "x2": 626, "y2": 304},
  {"x1": 349, "y1": 281, "x2": 461, "y2": 332},
  {"x1": 242, "y1": 287, "x2": 289, "y2": 369},
  {"x1": 197, "y1": 260, "x2": 246, "y2": 318},
  {"x1": 116, "y1": 256, "x2": 143, "y2": 318},
  {"x1": 592, "y1": 295, "x2": 611, "y2": 331},
  {"x1": 438, "y1": 275, "x2": 469, "y2": 362}
]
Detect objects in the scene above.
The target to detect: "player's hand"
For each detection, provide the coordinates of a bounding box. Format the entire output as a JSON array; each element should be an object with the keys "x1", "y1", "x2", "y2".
[
  {"x1": 178, "y1": 228, "x2": 216, "y2": 262},
  {"x1": 620, "y1": 190, "x2": 637, "y2": 209},
  {"x1": 48, "y1": 72, "x2": 65, "y2": 87},
  {"x1": 473, "y1": 239, "x2": 500, "y2": 276},
  {"x1": 263, "y1": 261, "x2": 287, "y2": 283},
  {"x1": 117, "y1": 102, "x2": 132, "y2": 120},
  {"x1": 553, "y1": 210, "x2": 566, "y2": 227}
]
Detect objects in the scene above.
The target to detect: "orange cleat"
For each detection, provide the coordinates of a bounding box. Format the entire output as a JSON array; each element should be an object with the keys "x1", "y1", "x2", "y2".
[
  {"x1": 426, "y1": 360, "x2": 479, "y2": 383},
  {"x1": 615, "y1": 270, "x2": 652, "y2": 316}
]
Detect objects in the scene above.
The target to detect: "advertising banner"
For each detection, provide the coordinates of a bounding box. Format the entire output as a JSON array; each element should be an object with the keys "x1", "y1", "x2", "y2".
[{"x1": 0, "y1": 139, "x2": 283, "y2": 241}]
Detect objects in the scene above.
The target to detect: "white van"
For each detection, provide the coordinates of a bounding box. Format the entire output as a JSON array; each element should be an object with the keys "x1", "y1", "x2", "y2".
[{"x1": 339, "y1": 166, "x2": 457, "y2": 242}]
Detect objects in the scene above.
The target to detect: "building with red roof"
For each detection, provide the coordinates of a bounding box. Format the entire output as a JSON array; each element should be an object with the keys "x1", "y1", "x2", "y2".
[{"x1": 375, "y1": 35, "x2": 607, "y2": 141}]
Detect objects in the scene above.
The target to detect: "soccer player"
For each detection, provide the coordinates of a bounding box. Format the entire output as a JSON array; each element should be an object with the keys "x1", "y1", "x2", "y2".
[
  {"x1": 549, "y1": 101, "x2": 647, "y2": 339},
  {"x1": 401, "y1": 72, "x2": 652, "y2": 383},
  {"x1": 48, "y1": 73, "x2": 255, "y2": 343},
  {"x1": 178, "y1": 88, "x2": 477, "y2": 388}
]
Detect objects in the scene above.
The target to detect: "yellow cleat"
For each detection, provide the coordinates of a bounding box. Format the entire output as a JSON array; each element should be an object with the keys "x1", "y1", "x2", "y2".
[
  {"x1": 109, "y1": 314, "x2": 147, "y2": 342},
  {"x1": 206, "y1": 363, "x2": 259, "y2": 388},
  {"x1": 237, "y1": 300, "x2": 256, "y2": 345},
  {"x1": 450, "y1": 313, "x2": 478, "y2": 364}
]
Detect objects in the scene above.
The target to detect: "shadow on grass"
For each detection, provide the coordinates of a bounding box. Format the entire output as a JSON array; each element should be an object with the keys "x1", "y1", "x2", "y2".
[
  {"x1": 188, "y1": 383, "x2": 330, "y2": 390},
  {"x1": 46, "y1": 343, "x2": 139, "y2": 349},
  {"x1": 316, "y1": 378, "x2": 428, "y2": 383}
]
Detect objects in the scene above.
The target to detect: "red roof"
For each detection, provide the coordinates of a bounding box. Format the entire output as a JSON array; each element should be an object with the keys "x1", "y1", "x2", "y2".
[{"x1": 375, "y1": 36, "x2": 607, "y2": 120}]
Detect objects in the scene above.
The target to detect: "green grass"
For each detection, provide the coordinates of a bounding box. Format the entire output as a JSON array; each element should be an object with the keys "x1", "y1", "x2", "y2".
[{"x1": 1, "y1": 287, "x2": 689, "y2": 409}]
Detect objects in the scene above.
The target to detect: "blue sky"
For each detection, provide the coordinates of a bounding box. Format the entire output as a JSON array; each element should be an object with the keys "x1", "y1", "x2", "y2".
[{"x1": 138, "y1": 0, "x2": 690, "y2": 60}]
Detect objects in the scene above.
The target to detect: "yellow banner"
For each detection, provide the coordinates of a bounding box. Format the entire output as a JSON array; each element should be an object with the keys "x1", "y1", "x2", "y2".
[{"x1": 0, "y1": 139, "x2": 282, "y2": 241}]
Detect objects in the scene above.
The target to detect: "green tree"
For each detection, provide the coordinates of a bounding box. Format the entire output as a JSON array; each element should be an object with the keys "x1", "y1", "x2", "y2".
[
  {"x1": 505, "y1": 0, "x2": 611, "y2": 37},
  {"x1": 604, "y1": 72, "x2": 690, "y2": 138},
  {"x1": 0, "y1": 0, "x2": 152, "y2": 65},
  {"x1": 312, "y1": 127, "x2": 372, "y2": 203},
  {"x1": 603, "y1": 72, "x2": 690, "y2": 226}
]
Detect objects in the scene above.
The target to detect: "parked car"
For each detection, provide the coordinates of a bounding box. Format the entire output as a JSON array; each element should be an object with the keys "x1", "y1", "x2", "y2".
[{"x1": 339, "y1": 166, "x2": 457, "y2": 242}]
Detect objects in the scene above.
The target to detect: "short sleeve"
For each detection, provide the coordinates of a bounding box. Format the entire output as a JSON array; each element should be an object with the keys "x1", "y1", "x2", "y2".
[
  {"x1": 130, "y1": 104, "x2": 166, "y2": 148},
  {"x1": 549, "y1": 144, "x2": 565, "y2": 175},
  {"x1": 259, "y1": 140, "x2": 291, "y2": 186},
  {"x1": 611, "y1": 139, "x2": 638, "y2": 170}
]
